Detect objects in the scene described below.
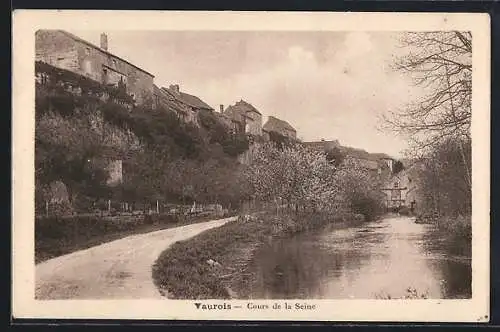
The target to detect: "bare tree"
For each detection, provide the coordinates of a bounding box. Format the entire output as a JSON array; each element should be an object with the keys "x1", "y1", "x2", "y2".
[{"x1": 383, "y1": 31, "x2": 472, "y2": 186}]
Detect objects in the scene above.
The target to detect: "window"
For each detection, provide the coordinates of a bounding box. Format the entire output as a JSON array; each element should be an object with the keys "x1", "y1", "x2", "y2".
[
  {"x1": 112, "y1": 59, "x2": 117, "y2": 66},
  {"x1": 394, "y1": 181, "x2": 399, "y2": 188},
  {"x1": 102, "y1": 68, "x2": 108, "y2": 83},
  {"x1": 82, "y1": 59, "x2": 92, "y2": 75},
  {"x1": 85, "y1": 47, "x2": 91, "y2": 55}
]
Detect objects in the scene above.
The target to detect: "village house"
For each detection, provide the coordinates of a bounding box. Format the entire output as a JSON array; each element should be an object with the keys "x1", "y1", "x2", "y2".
[
  {"x1": 380, "y1": 161, "x2": 422, "y2": 213},
  {"x1": 214, "y1": 105, "x2": 240, "y2": 133},
  {"x1": 153, "y1": 84, "x2": 213, "y2": 126},
  {"x1": 263, "y1": 116, "x2": 297, "y2": 139},
  {"x1": 35, "y1": 30, "x2": 155, "y2": 107},
  {"x1": 223, "y1": 100, "x2": 263, "y2": 136},
  {"x1": 152, "y1": 84, "x2": 191, "y2": 123},
  {"x1": 303, "y1": 139, "x2": 392, "y2": 178},
  {"x1": 303, "y1": 139, "x2": 341, "y2": 153}
]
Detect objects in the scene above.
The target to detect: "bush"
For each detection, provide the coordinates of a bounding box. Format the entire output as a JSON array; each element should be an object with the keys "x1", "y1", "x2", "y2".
[{"x1": 350, "y1": 195, "x2": 384, "y2": 221}]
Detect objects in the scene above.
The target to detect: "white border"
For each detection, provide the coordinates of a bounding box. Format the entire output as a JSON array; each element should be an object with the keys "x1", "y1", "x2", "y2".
[{"x1": 12, "y1": 10, "x2": 490, "y2": 322}]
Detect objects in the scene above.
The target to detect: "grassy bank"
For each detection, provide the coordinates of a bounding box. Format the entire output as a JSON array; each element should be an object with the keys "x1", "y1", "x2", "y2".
[
  {"x1": 152, "y1": 211, "x2": 363, "y2": 299},
  {"x1": 436, "y1": 214, "x2": 472, "y2": 258},
  {"x1": 35, "y1": 212, "x2": 233, "y2": 263}
]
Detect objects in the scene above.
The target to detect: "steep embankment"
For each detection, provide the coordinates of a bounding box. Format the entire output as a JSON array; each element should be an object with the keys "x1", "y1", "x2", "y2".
[{"x1": 35, "y1": 62, "x2": 251, "y2": 213}]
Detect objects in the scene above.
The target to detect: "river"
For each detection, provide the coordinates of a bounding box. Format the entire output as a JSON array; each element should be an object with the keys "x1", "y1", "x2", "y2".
[{"x1": 247, "y1": 215, "x2": 471, "y2": 299}]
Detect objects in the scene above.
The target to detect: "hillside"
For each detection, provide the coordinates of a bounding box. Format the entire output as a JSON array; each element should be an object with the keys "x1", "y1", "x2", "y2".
[{"x1": 35, "y1": 62, "x2": 251, "y2": 214}]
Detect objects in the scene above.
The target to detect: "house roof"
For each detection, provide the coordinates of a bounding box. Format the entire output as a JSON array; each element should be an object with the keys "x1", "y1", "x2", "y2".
[
  {"x1": 153, "y1": 85, "x2": 188, "y2": 114},
  {"x1": 303, "y1": 140, "x2": 340, "y2": 151},
  {"x1": 263, "y1": 116, "x2": 296, "y2": 133},
  {"x1": 161, "y1": 86, "x2": 213, "y2": 111},
  {"x1": 58, "y1": 30, "x2": 155, "y2": 78},
  {"x1": 223, "y1": 100, "x2": 262, "y2": 123},
  {"x1": 339, "y1": 146, "x2": 394, "y2": 162},
  {"x1": 226, "y1": 100, "x2": 262, "y2": 116}
]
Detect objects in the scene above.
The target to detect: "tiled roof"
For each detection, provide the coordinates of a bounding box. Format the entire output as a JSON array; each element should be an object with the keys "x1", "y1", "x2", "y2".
[
  {"x1": 161, "y1": 86, "x2": 213, "y2": 111},
  {"x1": 58, "y1": 30, "x2": 155, "y2": 77},
  {"x1": 227, "y1": 100, "x2": 262, "y2": 115},
  {"x1": 224, "y1": 99, "x2": 262, "y2": 123},
  {"x1": 263, "y1": 116, "x2": 296, "y2": 133},
  {"x1": 153, "y1": 85, "x2": 188, "y2": 114},
  {"x1": 303, "y1": 140, "x2": 340, "y2": 150}
]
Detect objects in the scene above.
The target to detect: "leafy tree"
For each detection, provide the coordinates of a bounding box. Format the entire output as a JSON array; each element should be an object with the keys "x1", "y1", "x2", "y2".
[
  {"x1": 392, "y1": 160, "x2": 405, "y2": 174},
  {"x1": 325, "y1": 146, "x2": 346, "y2": 167}
]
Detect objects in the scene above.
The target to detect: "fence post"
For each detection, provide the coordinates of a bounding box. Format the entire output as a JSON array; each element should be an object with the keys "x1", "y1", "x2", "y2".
[
  {"x1": 156, "y1": 200, "x2": 159, "y2": 214},
  {"x1": 45, "y1": 200, "x2": 49, "y2": 217}
]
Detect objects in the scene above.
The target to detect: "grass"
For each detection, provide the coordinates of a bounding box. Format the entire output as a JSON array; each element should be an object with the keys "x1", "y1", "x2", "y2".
[
  {"x1": 152, "y1": 211, "x2": 362, "y2": 299},
  {"x1": 35, "y1": 212, "x2": 232, "y2": 264}
]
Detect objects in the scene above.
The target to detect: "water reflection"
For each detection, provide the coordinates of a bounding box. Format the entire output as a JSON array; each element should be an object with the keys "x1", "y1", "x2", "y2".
[{"x1": 248, "y1": 216, "x2": 471, "y2": 299}]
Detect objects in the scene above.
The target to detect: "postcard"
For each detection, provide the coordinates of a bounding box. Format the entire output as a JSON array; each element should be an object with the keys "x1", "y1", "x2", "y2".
[{"x1": 12, "y1": 10, "x2": 490, "y2": 322}]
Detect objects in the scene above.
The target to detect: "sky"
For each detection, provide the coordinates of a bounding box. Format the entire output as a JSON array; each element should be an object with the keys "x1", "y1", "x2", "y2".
[{"x1": 70, "y1": 30, "x2": 423, "y2": 158}]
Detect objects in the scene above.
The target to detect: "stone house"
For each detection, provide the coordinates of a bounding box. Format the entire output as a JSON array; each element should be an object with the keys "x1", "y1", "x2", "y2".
[
  {"x1": 303, "y1": 139, "x2": 341, "y2": 153},
  {"x1": 35, "y1": 30, "x2": 154, "y2": 107},
  {"x1": 214, "y1": 105, "x2": 240, "y2": 133},
  {"x1": 263, "y1": 116, "x2": 297, "y2": 139},
  {"x1": 381, "y1": 162, "x2": 421, "y2": 212},
  {"x1": 152, "y1": 84, "x2": 190, "y2": 122},
  {"x1": 223, "y1": 100, "x2": 263, "y2": 136},
  {"x1": 153, "y1": 84, "x2": 213, "y2": 126}
]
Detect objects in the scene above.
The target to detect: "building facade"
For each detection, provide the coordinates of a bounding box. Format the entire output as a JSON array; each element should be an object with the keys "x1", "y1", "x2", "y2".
[
  {"x1": 223, "y1": 100, "x2": 263, "y2": 136},
  {"x1": 381, "y1": 164, "x2": 421, "y2": 212},
  {"x1": 35, "y1": 30, "x2": 155, "y2": 107}
]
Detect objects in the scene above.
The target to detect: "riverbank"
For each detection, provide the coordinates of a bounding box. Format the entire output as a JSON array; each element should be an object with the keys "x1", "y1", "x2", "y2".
[
  {"x1": 36, "y1": 212, "x2": 234, "y2": 263},
  {"x1": 152, "y1": 211, "x2": 365, "y2": 299}
]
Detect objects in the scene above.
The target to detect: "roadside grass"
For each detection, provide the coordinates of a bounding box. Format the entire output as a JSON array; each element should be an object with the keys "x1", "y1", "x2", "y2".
[
  {"x1": 35, "y1": 213, "x2": 232, "y2": 264},
  {"x1": 152, "y1": 215, "x2": 271, "y2": 299},
  {"x1": 152, "y1": 211, "x2": 362, "y2": 299}
]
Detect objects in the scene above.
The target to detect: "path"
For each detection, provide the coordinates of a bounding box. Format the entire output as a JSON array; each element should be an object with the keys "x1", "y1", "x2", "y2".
[{"x1": 36, "y1": 216, "x2": 236, "y2": 299}]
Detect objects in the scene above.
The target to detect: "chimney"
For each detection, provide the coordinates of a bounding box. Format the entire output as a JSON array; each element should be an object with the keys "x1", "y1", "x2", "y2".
[
  {"x1": 100, "y1": 33, "x2": 108, "y2": 51},
  {"x1": 220, "y1": 104, "x2": 224, "y2": 113}
]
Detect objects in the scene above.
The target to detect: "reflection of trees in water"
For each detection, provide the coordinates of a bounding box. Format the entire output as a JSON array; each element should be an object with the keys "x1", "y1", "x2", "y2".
[
  {"x1": 249, "y1": 231, "x2": 373, "y2": 299},
  {"x1": 247, "y1": 219, "x2": 470, "y2": 299},
  {"x1": 441, "y1": 260, "x2": 471, "y2": 298},
  {"x1": 419, "y1": 227, "x2": 471, "y2": 298}
]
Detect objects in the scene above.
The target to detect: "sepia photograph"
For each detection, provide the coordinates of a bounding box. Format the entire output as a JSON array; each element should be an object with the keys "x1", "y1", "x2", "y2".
[{"x1": 12, "y1": 11, "x2": 490, "y2": 322}]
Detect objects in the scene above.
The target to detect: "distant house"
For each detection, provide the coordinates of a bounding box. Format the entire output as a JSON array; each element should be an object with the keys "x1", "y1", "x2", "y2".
[
  {"x1": 302, "y1": 139, "x2": 395, "y2": 182},
  {"x1": 223, "y1": 100, "x2": 263, "y2": 136},
  {"x1": 160, "y1": 84, "x2": 213, "y2": 126},
  {"x1": 303, "y1": 139, "x2": 341, "y2": 152},
  {"x1": 35, "y1": 30, "x2": 155, "y2": 107},
  {"x1": 381, "y1": 163, "x2": 421, "y2": 212},
  {"x1": 152, "y1": 84, "x2": 190, "y2": 120},
  {"x1": 263, "y1": 116, "x2": 297, "y2": 139}
]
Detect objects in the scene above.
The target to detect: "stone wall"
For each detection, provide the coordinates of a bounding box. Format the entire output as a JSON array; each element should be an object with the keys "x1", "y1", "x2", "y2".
[
  {"x1": 35, "y1": 30, "x2": 154, "y2": 107},
  {"x1": 245, "y1": 111, "x2": 262, "y2": 136}
]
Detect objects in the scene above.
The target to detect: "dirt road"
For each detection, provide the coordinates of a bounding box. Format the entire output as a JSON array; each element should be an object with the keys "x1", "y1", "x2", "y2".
[{"x1": 36, "y1": 216, "x2": 236, "y2": 299}]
